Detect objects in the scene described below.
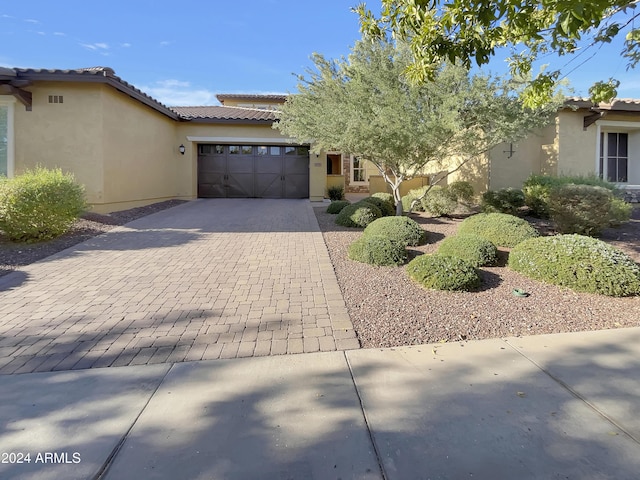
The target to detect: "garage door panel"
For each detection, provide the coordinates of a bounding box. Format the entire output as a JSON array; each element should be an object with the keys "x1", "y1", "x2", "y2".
[
  {"x1": 197, "y1": 144, "x2": 309, "y2": 199},
  {"x1": 197, "y1": 156, "x2": 226, "y2": 198},
  {"x1": 255, "y1": 173, "x2": 282, "y2": 198},
  {"x1": 227, "y1": 173, "x2": 254, "y2": 197}
]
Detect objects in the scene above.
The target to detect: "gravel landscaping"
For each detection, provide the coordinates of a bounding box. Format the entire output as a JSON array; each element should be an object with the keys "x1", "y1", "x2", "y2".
[
  {"x1": 2, "y1": 197, "x2": 639, "y2": 350},
  {"x1": 315, "y1": 205, "x2": 640, "y2": 349}
]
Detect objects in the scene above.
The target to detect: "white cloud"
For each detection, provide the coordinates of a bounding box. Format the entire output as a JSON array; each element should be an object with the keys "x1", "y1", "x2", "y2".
[
  {"x1": 1, "y1": 14, "x2": 14, "y2": 18},
  {"x1": 120, "y1": 42, "x2": 131, "y2": 48},
  {"x1": 80, "y1": 42, "x2": 109, "y2": 51},
  {"x1": 159, "y1": 41, "x2": 171, "y2": 47},
  {"x1": 37, "y1": 31, "x2": 45, "y2": 35},
  {"x1": 53, "y1": 32, "x2": 66, "y2": 36},
  {"x1": 139, "y1": 79, "x2": 217, "y2": 106},
  {"x1": 24, "y1": 18, "x2": 39, "y2": 24}
]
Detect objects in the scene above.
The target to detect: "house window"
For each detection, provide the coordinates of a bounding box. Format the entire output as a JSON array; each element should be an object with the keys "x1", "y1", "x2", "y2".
[
  {"x1": 0, "y1": 100, "x2": 14, "y2": 178},
  {"x1": 600, "y1": 132, "x2": 628, "y2": 182},
  {"x1": 351, "y1": 155, "x2": 367, "y2": 183}
]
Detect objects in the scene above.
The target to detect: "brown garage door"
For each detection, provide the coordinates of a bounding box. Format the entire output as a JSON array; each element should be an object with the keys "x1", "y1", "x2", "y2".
[{"x1": 198, "y1": 144, "x2": 310, "y2": 199}]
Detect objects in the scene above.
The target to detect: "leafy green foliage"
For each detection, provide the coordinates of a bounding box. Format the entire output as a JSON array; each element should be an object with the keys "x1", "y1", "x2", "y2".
[
  {"x1": 401, "y1": 186, "x2": 429, "y2": 212},
  {"x1": 407, "y1": 254, "x2": 481, "y2": 291},
  {"x1": 363, "y1": 215, "x2": 426, "y2": 246},
  {"x1": 420, "y1": 186, "x2": 457, "y2": 217},
  {"x1": 509, "y1": 235, "x2": 640, "y2": 296},
  {"x1": 359, "y1": 196, "x2": 395, "y2": 216},
  {"x1": 326, "y1": 200, "x2": 350, "y2": 214},
  {"x1": 355, "y1": 0, "x2": 639, "y2": 107},
  {"x1": 437, "y1": 234, "x2": 498, "y2": 267},
  {"x1": 335, "y1": 202, "x2": 382, "y2": 228},
  {"x1": 523, "y1": 174, "x2": 617, "y2": 218},
  {"x1": 609, "y1": 197, "x2": 633, "y2": 227},
  {"x1": 481, "y1": 188, "x2": 525, "y2": 215},
  {"x1": 447, "y1": 181, "x2": 475, "y2": 203},
  {"x1": 548, "y1": 184, "x2": 615, "y2": 236},
  {"x1": 371, "y1": 192, "x2": 395, "y2": 209},
  {"x1": 275, "y1": 38, "x2": 557, "y2": 213},
  {"x1": 458, "y1": 213, "x2": 539, "y2": 247},
  {"x1": 327, "y1": 185, "x2": 345, "y2": 201},
  {"x1": 0, "y1": 167, "x2": 87, "y2": 242},
  {"x1": 348, "y1": 235, "x2": 408, "y2": 266}
]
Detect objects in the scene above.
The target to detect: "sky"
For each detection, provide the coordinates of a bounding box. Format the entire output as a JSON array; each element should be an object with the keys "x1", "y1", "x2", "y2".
[{"x1": 1, "y1": 0, "x2": 639, "y2": 106}]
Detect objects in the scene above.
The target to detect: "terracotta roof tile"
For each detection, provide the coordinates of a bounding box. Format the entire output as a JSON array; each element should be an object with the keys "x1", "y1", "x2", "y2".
[
  {"x1": 171, "y1": 105, "x2": 277, "y2": 121},
  {"x1": 215, "y1": 93, "x2": 288, "y2": 103}
]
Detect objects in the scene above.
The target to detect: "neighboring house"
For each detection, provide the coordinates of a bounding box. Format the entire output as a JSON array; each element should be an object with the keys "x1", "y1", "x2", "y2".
[
  {"x1": 1, "y1": 66, "x2": 639, "y2": 213},
  {"x1": 438, "y1": 98, "x2": 640, "y2": 201}
]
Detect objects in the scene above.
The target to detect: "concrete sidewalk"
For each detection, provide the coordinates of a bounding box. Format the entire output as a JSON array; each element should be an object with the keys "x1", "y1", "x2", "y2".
[{"x1": 1, "y1": 327, "x2": 639, "y2": 480}]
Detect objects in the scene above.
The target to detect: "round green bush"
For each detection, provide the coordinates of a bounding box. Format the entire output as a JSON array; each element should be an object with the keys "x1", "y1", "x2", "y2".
[
  {"x1": 348, "y1": 235, "x2": 407, "y2": 266},
  {"x1": 401, "y1": 186, "x2": 429, "y2": 212},
  {"x1": 0, "y1": 167, "x2": 87, "y2": 242},
  {"x1": 407, "y1": 254, "x2": 481, "y2": 291},
  {"x1": 363, "y1": 216, "x2": 426, "y2": 246},
  {"x1": 448, "y1": 181, "x2": 475, "y2": 203},
  {"x1": 359, "y1": 196, "x2": 395, "y2": 217},
  {"x1": 326, "y1": 200, "x2": 350, "y2": 214},
  {"x1": 609, "y1": 197, "x2": 633, "y2": 227},
  {"x1": 548, "y1": 184, "x2": 613, "y2": 236},
  {"x1": 437, "y1": 234, "x2": 497, "y2": 267},
  {"x1": 481, "y1": 188, "x2": 525, "y2": 215},
  {"x1": 335, "y1": 202, "x2": 382, "y2": 228},
  {"x1": 371, "y1": 192, "x2": 395, "y2": 208},
  {"x1": 458, "y1": 213, "x2": 539, "y2": 247},
  {"x1": 509, "y1": 235, "x2": 640, "y2": 297},
  {"x1": 420, "y1": 186, "x2": 457, "y2": 217}
]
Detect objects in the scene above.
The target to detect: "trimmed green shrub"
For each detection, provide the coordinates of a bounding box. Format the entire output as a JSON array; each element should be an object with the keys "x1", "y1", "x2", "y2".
[
  {"x1": 348, "y1": 235, "x2": 407, "y2": 266},
  {"x1": 0, "y1": 167, "x2": 87, "y2": 242},
  {"x1": 401, "y1": 186, "x2": 429, "y2": 212},
  {"x1": 448, "y1": 181, "x2": 475, "y2": 203},
  {"x1": 407, "y1": 254, "x2": 481, "y2": 291},
  {"x1": 458, "y1": 213, "x2": 539, "y2": 247},
  {"x1": 481, "y1": 188, "x2": 525, "y2": 215},
  {"x1": 523, "y1": 174, "x2": 618, "y2": 218},
  {"x1": 359, "y1": 196, "x2": 395, "y2": 217},
  {"x1": 363, "y1": 215, "x2": 426, "y2": 246},
  {"x1": 548, "y1": 184, "x2": 613, "y2": 236},
  {"x1": 608, "y1": 197, "x2": 633, "y2": 227},
  {"x1": 509, "y1": 234, "x2": 640, "y2": 297},
  {"x1": 326, "y1": 200, "x2": 350, "y2": 214},
  {"x1": 437, "y1": 234, "x2": 497, "y2": 267},
  {"x1": 335, "y1": 202, "x2": 382, "y2": 228},
  {"x1": 327, "y1": 185, "x2": 345, "y2": 201},
  {"x1": 420, "y1": 186, "x2": 457, "y2": 217},
  {"x1": 371, "y1": 192, "x2": 394, "y2": 207}
]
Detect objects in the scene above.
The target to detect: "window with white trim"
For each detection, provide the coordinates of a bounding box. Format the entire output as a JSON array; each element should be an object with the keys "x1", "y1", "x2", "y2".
[
  {"x1": 351, "y1": 155, "x2": 367, "y2": 184},
  {"x1": 599, "y1": 132, "x2": 628, "y2": 183}
]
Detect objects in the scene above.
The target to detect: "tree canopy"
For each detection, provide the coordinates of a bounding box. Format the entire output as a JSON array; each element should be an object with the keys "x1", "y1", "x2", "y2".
[
  {"x1": 274, "y1": 39, "x2": 558, "y2": 212},
  {"x1": 355, "y1": 0, "x2": 640, "y2": 107}
]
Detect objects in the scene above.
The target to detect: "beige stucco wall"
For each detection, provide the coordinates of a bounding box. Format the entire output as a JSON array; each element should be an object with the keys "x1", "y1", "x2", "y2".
[
  {"x1": 556, "y1": 110, "x2": 597, "y2": 176},
  {"x1": 13, "y1": 82, "x2": 105, "y2": 204},
  {"x1": 101, "y1": 85, "x2": 188, "y2": 210},
  {"x1": 488, "y1": 123, "x2": 557, "y2": 190}
]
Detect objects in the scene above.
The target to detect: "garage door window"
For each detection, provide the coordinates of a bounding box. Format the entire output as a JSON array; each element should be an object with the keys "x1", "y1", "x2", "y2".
[
  {"x1": 241, "y1": 145, "x2": 253, "y2": 155},
  {"x1": 270, "y1": 146, "x2": 281, "y2": 155}
]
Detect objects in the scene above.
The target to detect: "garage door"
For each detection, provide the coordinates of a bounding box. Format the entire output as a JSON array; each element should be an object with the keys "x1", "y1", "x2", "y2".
[{"x1": 198, "y1": 144, "x2": 310, "y2": 199}]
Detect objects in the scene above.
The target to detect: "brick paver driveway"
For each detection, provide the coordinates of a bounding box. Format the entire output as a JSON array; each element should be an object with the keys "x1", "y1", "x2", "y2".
[{"x1": 0, "y1": 199, "x2": 358, "y2": 374}]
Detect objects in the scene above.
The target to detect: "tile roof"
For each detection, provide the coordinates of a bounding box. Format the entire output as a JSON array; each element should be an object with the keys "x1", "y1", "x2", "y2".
[
  {"x1": 171, "y1": 105, "x2": 277, "y2": 122},
  {"x1": 4, "y1": 66, "x2": 179, "y2": 120},
  {"x1": 565, "y1": 97, "x2": 640, "y2": 111},
  {"x1": 215, "y1": 93, "x2": 288, "y2": 103}
]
